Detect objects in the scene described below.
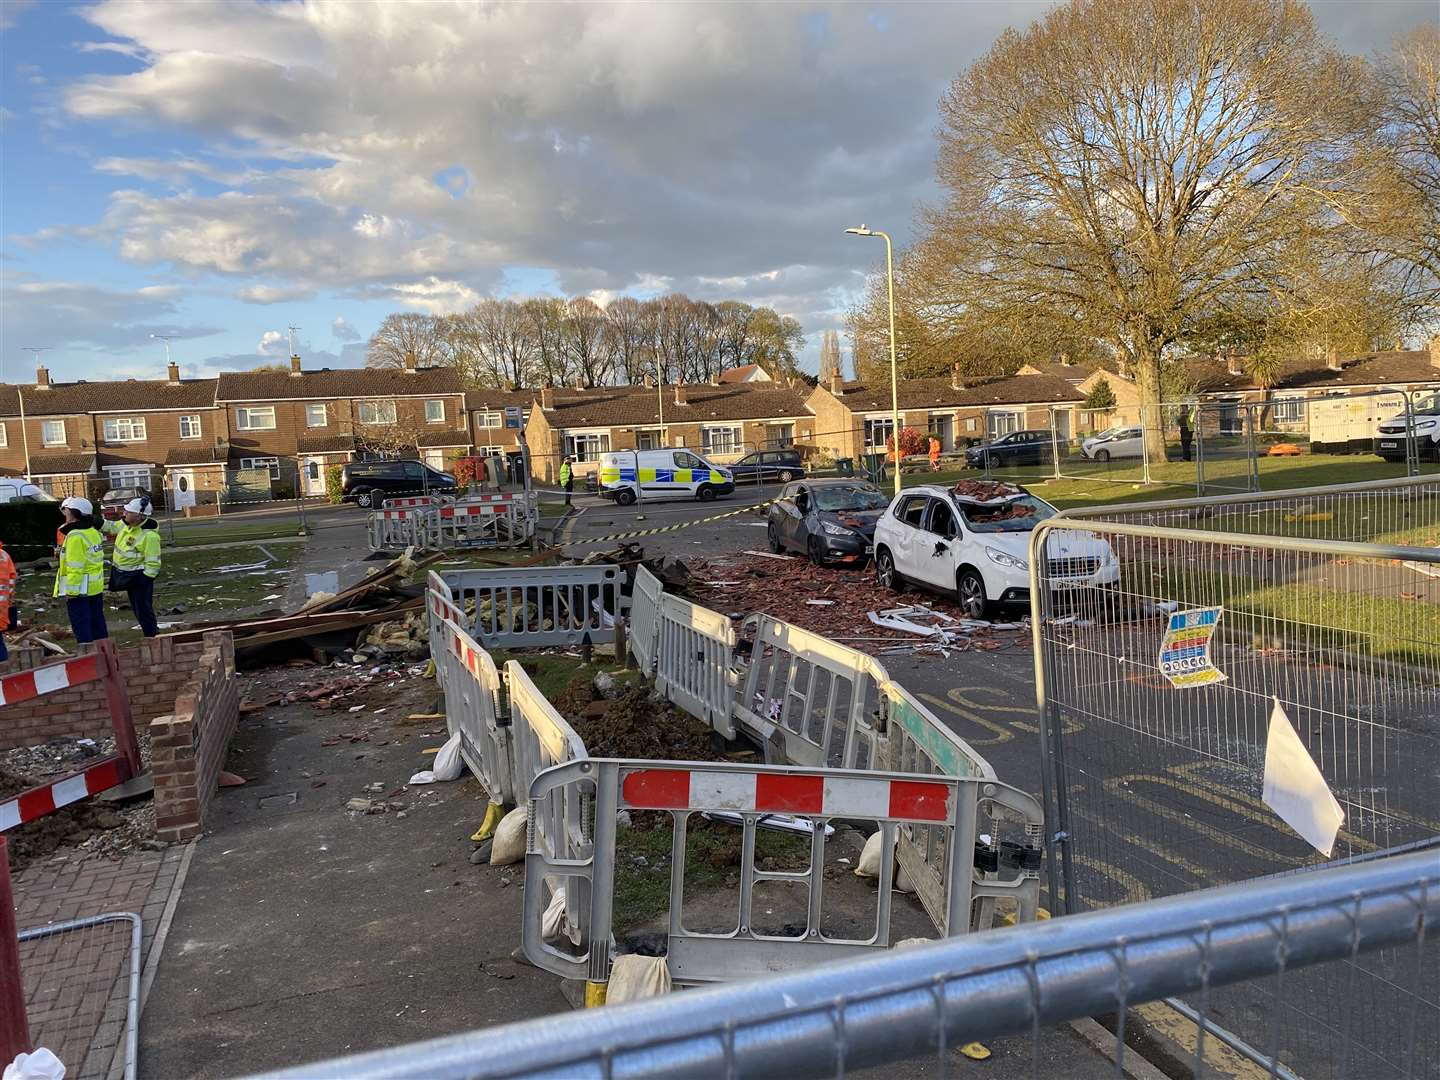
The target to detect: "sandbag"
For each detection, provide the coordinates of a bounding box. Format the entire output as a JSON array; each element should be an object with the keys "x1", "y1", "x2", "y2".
[
  {"x1": 541, "y1": 888, "x2": 569, "y2": 944},
  {"x1": 4, "y1": 1049, "x2": 66, "y2": 1080},
  {"x1": 410, "y1": 731, "x2": 466, "y2": 785},
  {"x1": 854, "y1": 830, "x2": 914, "y2": 893},
  {"x1": 489, "y1": 806, "x2": 529, "y2": 865},
  {"x1": 607, "y1": 954, "x2": 671, "y2": 1004}
]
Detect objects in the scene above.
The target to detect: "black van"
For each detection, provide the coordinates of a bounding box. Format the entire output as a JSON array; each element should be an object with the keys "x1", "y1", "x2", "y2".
[{"x1": 340, "y1": 460, "x2": 456, "y2": 507}]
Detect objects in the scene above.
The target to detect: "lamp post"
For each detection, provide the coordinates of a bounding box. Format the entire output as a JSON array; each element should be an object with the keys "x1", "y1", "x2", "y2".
[{"x1": 845, "y1": 225, "x2": 901, "y2": 495}]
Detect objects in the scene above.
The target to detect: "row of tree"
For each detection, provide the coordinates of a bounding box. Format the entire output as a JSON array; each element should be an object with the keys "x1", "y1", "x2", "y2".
[
  {"x1": 847, "y1": 2, "x2": 1440, "y2": 460},
  {"x1": 366, "y1": 295, "x2": 807, "y2": 389}
]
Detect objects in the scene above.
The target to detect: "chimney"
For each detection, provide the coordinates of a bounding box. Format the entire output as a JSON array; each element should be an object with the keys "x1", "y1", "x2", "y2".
[
  {"x1": 674, "y1": 384, "x2": 688, "y2": 406},
  {"x1": 1430, "y1": 335, "x2": 1440, "y2": 370},
  {"x1": 35, "y1": 365, "x2": 50, "y2": 388},
  {"x1": 167, "y1": 361, "x2": 180, "y2": 384},
  {"x1": 950, "y1": 363, "x2": 966, "y2": 391},
  {"x1": 1058, "y1": 351, "x2": 1071, "y2": 366},
  {"x1": 828, "y1": 371, "x2": 843, "y2": 395},
  {"x1": 1225, "y1": 349, "x2": 1242, "y2": 377},
  {"x1": 540, "y1": 385, "x2": 555, "y2": 409},
  {"x1": 1326, "y1": 345, "x2": 1342, "y2": 372},
  {"x1": 403, "y1": 352, "x2": 418, "y2": 374},
  {"x1": 289, "y1": 354, "x2": 303, "y2": 377}
]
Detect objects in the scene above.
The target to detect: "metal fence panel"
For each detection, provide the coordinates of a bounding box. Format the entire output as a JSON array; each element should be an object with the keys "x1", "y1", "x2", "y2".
[
  {"x1": 442, "y1": 565, "x2": 620, "y2": 649},
  {"x1": 627, "y1": 565, "x2": 664, "y2": 678},
  {"x1": 435, "y1": 615, "x2": 512, "y2": 807},
  {"x1": 1029, "y1": 516, "x2": 1440, "y2": 1079},
  {"x1": 654, "y1": 593, "x2": 736, "y2": 736}
]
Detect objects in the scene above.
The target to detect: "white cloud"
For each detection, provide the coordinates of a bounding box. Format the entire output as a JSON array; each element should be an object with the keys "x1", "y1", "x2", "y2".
[
  {"x1": 331, "y1": 315, "x2": 360, "y2": 342},
  {"x1": 256, "y1": 329, "x2": 286, "y2": 355},
  {"x1": 0, "y1": 273, "x2": 221, "y2": 358},
  {"x1": 237, "y1": 283, "x2": 315, "y2": 304}
]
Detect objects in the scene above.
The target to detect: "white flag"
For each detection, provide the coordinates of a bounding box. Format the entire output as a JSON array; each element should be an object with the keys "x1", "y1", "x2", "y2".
[{"x1": 1263, "y1": 699, "x2": 1344, "y2": 857}]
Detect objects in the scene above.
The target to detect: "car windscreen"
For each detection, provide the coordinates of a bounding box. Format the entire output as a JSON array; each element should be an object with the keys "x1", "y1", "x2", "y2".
[
  {"x1": 1413, "y1": 393, "x2": 1440, "y2": 416},
  {"x1": 956, "y1": 494, "x2": 1055, "y2": 533},
  {"x1": 812, "y1": 484, "x2": 889, "y2": 511}
]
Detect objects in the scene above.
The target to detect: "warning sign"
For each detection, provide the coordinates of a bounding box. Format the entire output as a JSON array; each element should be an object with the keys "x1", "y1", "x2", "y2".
[{"x1": 1157, "y1": 606, "x2": 1227, "y2": 689}]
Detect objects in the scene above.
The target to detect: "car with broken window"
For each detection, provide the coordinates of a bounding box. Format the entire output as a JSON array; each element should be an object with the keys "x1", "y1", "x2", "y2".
[
  {"x1": 871, "y1": 481, "x2": 1120, "y2": 619},
  {"x1": 765, "y1": 478, "x2": 890, "y2": 566}
]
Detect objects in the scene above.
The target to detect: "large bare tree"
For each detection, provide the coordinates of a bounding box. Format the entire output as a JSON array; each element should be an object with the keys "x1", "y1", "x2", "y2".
[
  {"x1": 365, "y1": 312, "x2": 450, "y2": 370},
  {"x1": 922, "y1": 0, "x2": 1379, "y2": 460},
  {"x1": 818, "y1": 329, "x2": 843, "y2": 382},
  {"x1": 564, "y1": 297, "x2": 611, "y2": 387},
  {"x1": 522, "y1": 297, "x2": 570, "y2": 387}
]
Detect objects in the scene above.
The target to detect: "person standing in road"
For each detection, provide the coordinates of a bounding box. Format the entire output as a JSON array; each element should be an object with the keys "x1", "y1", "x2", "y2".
[
  {"x1": 54, "y1": 497, "x2": 108, "y2": 645},
  {"x1": 559, "y1": 455, "x2": 574, "y2": 505},
  {"x1": 0, "y1": 539, "x2": 16, "y2": 662},
  {"x1": 104, "y1": 497, "x2": 162, "y2": 637}
]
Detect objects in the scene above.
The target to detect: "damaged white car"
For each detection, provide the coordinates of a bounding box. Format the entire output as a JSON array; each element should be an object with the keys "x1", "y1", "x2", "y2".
[{"x1": 872, "y1": 482, "x2": 1120, "y2": 619}]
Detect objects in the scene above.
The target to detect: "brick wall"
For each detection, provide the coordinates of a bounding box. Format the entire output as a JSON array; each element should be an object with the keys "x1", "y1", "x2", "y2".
[
  {"x1": 150, "y1": 632, "x2": 239, "y2": 842},
  {"x1": 0, "y1": 636, "x2": 211, "y2": 750}
]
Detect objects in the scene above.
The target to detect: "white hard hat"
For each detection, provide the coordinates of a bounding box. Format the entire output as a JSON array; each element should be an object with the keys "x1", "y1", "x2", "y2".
[
  {"x1": 124, "y1": 497, "x2": 153, "y2": 515},
  {"x1": 60, "y1": 496, "x2": 94, "y2": 516}
]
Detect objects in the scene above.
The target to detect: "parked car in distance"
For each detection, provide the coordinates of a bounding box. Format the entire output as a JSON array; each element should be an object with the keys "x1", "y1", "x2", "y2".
[
  {"x1": 872, "y1": 482, "x2": 1120, "y2": 619},
  {"x1": 1375, "y1": 392, "x2": 1440, "y2": 462},
  {"x1": 597, "y1": 448, "x2": 734, "y2": 505},
  {"x1": 766, "y1": 478, "x2": 890, "y2": 566},
  {"x1": 1081, "y1": 425, "x2": 1143, "y2": 461},
  {"x1": 728, "y1": 449, "x2": 805, "y2": 485},
  {"x1": 964, "y1": 430, "x2": 1055, "y2": 469},
  {"x1": 341, "y1": 459, "x2": 456, "y2": 508},
  {"x1": 100, "y1": 486, "x2": 156, "y2": 519},
  {"x1": 0, "y1": 477, "x2": 54, "y2": 504}
]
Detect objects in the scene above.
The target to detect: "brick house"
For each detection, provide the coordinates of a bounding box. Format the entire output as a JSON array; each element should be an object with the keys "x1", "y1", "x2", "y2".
[
  {"x1": 804, "y1": 369, "x2": 1087, "y2": 460},
  {"x1": 214, "y1": 355, "x2": 468, "y2": 496},
  {"x1": 465, "y1": 388, "x2": 537, "y2": 463},
  {"x1": 525, "y1": 382, "x2": 813, "y2": 482}
]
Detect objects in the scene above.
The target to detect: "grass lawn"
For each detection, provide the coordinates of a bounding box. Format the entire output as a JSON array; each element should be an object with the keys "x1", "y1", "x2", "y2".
[
  {"x1": 487, "y1": 649, "x2": 606, "y2": 699},
  {"x1": 162, "y1": 516, "x2": 311, "y2": 548}
]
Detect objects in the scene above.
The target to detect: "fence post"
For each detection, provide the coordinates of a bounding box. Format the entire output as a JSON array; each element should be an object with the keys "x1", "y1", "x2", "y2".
[
  {"x1": 99, "y1": 640, "x2": 141, "y2": 778},
  {"x1": 0, "y1": 837, "x2": 30, "y2": 1064},
  {"x1": 1050, "y1": 408, "x2": 1062, "y2": 480}
]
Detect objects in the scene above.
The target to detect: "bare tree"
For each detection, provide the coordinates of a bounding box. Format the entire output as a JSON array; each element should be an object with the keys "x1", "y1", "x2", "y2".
[
  {"x1": 604, "y1": 297, "x2": 652, "y2": 384},
  {"x1": 522, "y1": 297, "x2": 569, "y2": 386},
  {"x1": 564, "y1": 297, "x2": 611, "y2": 387},
  {"x1": 366, "y1": 312, "x2": 450, "y2": 370},
  {"x1": 911, "y1": 0, "x2": 1380, "y2": 460},
  {"x1": 714, "y1": 301, "x2": 756, "y2": 375},
  {"x1": 749, "y1": 308, "x2": 806, "y2": 381},
  {"x1": 817, "y1": 329, "x2": 843, "y2": 382}
]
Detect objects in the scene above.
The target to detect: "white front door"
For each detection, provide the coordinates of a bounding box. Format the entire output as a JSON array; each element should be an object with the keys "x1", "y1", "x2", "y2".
[
  {"x1": 422, "y1": 449, "x2": 445, "y2": 470},
  {"x1": 300, "y1": 457, "x2": 327, "y2": 496}
]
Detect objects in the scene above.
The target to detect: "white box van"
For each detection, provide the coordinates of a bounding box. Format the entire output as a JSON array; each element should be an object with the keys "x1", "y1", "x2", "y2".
[{"x1": 597, "y1": 449, "x2": 735, "y2": 505}]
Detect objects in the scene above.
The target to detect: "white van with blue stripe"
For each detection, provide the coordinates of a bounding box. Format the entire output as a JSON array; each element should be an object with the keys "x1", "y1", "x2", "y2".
[{"x1": 597, "y1": 449, "x2": 735, "y2": 505}]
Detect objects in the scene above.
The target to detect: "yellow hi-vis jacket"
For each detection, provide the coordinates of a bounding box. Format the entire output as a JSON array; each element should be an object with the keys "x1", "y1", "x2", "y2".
[
  {"x1": 104, "y1": 518, "x2": 162, "y2": 577},
  {"x1": 54, "y1": 527, "x2": 106, "y2": 597}
]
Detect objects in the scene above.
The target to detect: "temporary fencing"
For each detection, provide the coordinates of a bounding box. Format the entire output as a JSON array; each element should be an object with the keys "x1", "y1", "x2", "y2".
[
  {"x1": 626, "y1": 564, "x2": 664, "y2": 677},
  {"x1": 367, "y1": 491, "x2": 538, "y2": 552},
  {"x1": 0, "y1": 642, "x2": 140, "y2": 832},
  {"x1": 440, "y1": 565, "x2": 621, "y2": 649},
  {"x1": 432, "y1": 605, "x2": 512, "y2": 807},
  {"x1": 1028, "y1": 510, "x2": 1440, "y2": 1078},
  {"x1": 654, "y1": 592, "x2": 736, "y2": 734},
  {"x1": 258, "y1": 844, "x2": 1438, "y2": 1080}
]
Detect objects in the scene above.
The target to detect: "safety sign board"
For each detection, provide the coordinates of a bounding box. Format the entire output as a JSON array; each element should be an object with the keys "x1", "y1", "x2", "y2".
[
  {"x1": 1157, "y1": 605, "x2": 1227, "y2": 689},
  {"x1": 505, "y1": 406, "x2": 522, "y2": 429}
]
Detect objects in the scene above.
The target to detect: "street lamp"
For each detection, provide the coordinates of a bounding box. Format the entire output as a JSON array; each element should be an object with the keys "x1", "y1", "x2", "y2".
[{"x1": 845, "y1": 225, "x2": 901, "y2": 495}]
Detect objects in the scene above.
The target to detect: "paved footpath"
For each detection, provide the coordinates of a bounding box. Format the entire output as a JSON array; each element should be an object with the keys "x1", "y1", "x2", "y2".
[{"x1": 12, "y1": 845, "x2": 191, "y2": 1080}]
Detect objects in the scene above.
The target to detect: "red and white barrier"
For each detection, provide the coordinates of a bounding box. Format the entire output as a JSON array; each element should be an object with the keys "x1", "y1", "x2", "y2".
[
  {"x1": 0, "y1": 757, "x2": 128, "y2": 831},
  {"x1": 0, "y1": 654, "x2": 101, "y2": 707},
  {"x1": 620, "y1": 766, "x2": 954, "y2": 823}
]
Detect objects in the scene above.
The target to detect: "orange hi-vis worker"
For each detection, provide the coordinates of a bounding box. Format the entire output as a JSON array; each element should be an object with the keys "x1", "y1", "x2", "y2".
[
  {"x1": 0, "y1": 539, "x2": 16, "y2": 661},
  {"x1": 928, "y1": 436, "x2": 941, "y2": 471}
]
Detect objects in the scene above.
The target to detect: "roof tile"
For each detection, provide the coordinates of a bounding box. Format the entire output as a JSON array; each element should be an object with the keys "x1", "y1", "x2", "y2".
[
  {"x1": 216, "y1": 366, "x2": 462, "y2": 401},
  {"x1": 544, "y1": 384, "x2": 811, "y2": 427},
  {"x1": 1, "y1": 380, "x2": 217, "y2": 416}
]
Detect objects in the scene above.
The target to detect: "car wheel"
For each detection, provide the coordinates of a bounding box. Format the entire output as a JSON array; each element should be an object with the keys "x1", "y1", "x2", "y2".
[
  {"x1": 616, "y1": 488, "x2": 637, "y2": 506},
  {"x1": 697, "y1": 484, "x2": 717, "y2": 502},
  {"x1": 778, "y1": 470, "x2": 795, "y2": 483},
  {"x1": 1095, "y1": 448, "x2": 1111, "y2": 462},
  {"x1": 956, "y1": 568, "x2": 989, "y2": 621},
  {"x1": 875, "y1": 548, "x2": 902, "y2": 593},
  {"x1": 808, "y1": 538, "x2": 828, "y2": 567},
  {"x1": 767, "y1": 523, "x2": 783, "y2": 554},
  {"x1": 355, "y1": 490, "x2": 373, "y2": 509}
]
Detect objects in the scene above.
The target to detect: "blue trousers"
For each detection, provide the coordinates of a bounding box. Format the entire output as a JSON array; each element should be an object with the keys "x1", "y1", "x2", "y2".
[
  {"x1": 127, "y1": 575, "x2": 159, "y2": 637},
  {"x1": 67, "y1": 595, "x2": 109, "y2": 644}
]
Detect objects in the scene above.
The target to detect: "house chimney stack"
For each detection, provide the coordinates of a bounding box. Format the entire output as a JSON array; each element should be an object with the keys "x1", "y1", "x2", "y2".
[
  {"x1": 289, "y1": 354, "x2": 303, "y2": 377},
  {"x1": 829, "y1": 371, "x2": 843, "y2": 395},
  {"x1": 1225, "y1": 349, "x2": 1242, "y2": 377},
  {"x1": 951, "y1": 363, "x2": 966, "y2": 391},
  {"x1": 1326, "y1": 345, "x2": 1342, "y2": 372},
  {"x1": 674, "y1": 384, "x2": 688, "y2": 406},
  {"x1": 35, "y1": 365, "x2": 50, "y2": 388},
  {"x1": 1058, "y1": 351, "x2": 1071, "y2": 366},
  {"x1": 540, "y1": 385, "x2": 555, "y2": 409},
  {"x1": 1429, "y1": 335, "x2": 1439, "y2": 370},
  {"x1": 402, "y1": 352, "x2": 418, "y2": 374},
  {"x1": 167, "y1": 361, "x2": 181, "y2": 384}
]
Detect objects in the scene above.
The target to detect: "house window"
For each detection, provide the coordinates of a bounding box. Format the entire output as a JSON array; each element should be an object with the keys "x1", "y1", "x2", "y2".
[
  {"x1": 965, "y1": 417, "x2": 978, "y2": 433},
  {"x1": 357, "y1": 400, "x2": 397, "y2": 425},
  {"x1": 239, "y1": 456, "x2": 281, "y2": 480},
  {"x1": 179, "y1": 414, "x2": 202, "y2": 439},
  {"x1": 475, "y1": 410, "x2": 503, "y2": 428},
  {"x1": 565, "y1": 432, "x2": 611, "y2": 462},
  {"x1": 235, "y1": 406, "x2": 277, "y2": 431},
  {"x1": 635, "y1": 429, "x2": 661, "y2": 451},
  {"x1": 476, "y1": 445, "x2": 505, "y2": 456},
  {"x1": 986, "y1": 411, "x2": 1022, "y2": 438},
  {"x1": 306, "y1": 404, "x2": 328, "y2": 428},
  {"x1": 673, "y1": 434, "x2": 685, "y2": 447},
  {"x1": 767, "y1": 423, "x2": 794, "y2": 448},
  {"x1": 425, "y1": 399, "x2": 446, "y2": 424},
  {"x1": 1273, "y1": 396, "x2": 1306, "y2": 423},
  {"x1": 103, "y1": 417, "x2": 148, "y2": 443},
  {"x1": 0, "y1": 422, "x2": 6, "y2": 448},
  {"x1": 106, "y1": 467, "x2": 151, "y2": 491},
  {"x1": 702, "y1": 426, "x2": 742, "y2": 454},
  {"x1": 862, "y1": 417, "x2": 895, "y2": 449},
  {"x1": 41, "y1": 420, "x2": 66, "y2": 446}
]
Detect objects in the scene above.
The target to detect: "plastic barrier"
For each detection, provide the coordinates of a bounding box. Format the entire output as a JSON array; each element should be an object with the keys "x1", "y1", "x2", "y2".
[
  {"x1": 434, "y1": 501, "x2": 529, "y2": 549},
  {"x1": 368, "y1": 492, "x2": 537, "y2": 552},
  {"x1": 627, "y1": 565, "x2": 664, "y2": 678},
  {"x1": 654, "y1": 593, "x2": 735, "y2": 736},
  {"x1": 733, "y1": 614, "x2": 888, "y2": 769},
  {"x1": 523, "y1": 759, "x2": 1043, "y2": 992},
  {"x1": 0, "y1": 642, "x2": 141, "y2": 831},
  {"x1": 367, "y1": 507, "x2": 433, "y2": 551},
  {"x1": 425, "y1": 572, "x2": 462, "y2": 690},
  {"x1": 432, "y1": 611, "x2": 513, "y2": 806},
  {"x1": 442, "y1": 566, "x2": 621, "y2": 649}
]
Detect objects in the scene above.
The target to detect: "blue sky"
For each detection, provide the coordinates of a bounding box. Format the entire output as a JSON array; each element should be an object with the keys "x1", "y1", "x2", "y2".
[{"x1": 2, "y1": 0, "x2": 1434, "y2": 386}]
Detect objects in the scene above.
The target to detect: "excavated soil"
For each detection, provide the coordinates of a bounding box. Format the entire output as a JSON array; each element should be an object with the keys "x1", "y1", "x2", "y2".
[{"x1": 560, "y1": 677, "x2": 727, "y2": 763}]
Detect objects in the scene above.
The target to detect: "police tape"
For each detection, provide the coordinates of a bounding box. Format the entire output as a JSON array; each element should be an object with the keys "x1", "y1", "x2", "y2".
[{"x1": 562, "y1": 498, "x2": 779, "y2": 545}]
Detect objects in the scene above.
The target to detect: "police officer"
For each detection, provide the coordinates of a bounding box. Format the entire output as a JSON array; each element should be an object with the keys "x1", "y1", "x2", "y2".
[
  {"x1": 559, "y1": 455, "x2": 574, "y2": 505},
  {"x1": 104, "y1": 497, "x2": 163, "y2": 637},
  {"x1": 55, "y1": 497, "x2": 108, "y2": 644}
]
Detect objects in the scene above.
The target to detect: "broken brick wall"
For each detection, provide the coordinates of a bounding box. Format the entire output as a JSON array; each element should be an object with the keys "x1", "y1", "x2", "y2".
[
  {"x1": 150, "y1": 631, "x2": 239, "y2": 843},
  {"x1": 0, "y1": 636, "x2": 213, "y2": 750}
]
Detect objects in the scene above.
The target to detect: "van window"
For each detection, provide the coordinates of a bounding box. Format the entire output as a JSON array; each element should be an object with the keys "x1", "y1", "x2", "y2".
[
  {"x1": 675, "y1": 452, "x2": 705, "y2": 470},
  {"x1": 895, "y1": 495, "x2": 929, "y2": 526}
]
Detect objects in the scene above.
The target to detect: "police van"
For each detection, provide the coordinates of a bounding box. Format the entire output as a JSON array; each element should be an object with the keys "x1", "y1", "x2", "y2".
[{"x1": 597, "y1": 449, "x2": 735, "y2": 505}]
